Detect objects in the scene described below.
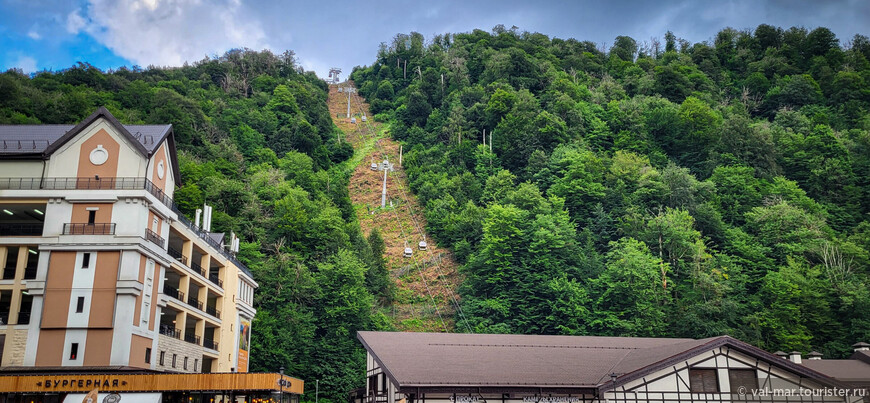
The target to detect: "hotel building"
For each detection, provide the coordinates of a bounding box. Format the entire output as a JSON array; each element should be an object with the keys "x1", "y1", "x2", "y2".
[{"x1": 0, "y1": 108, "x2": 302, "y2": 403}]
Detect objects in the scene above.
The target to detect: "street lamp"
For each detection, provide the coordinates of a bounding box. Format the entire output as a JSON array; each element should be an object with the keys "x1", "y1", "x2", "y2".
[{"x1": 279, "y1": 366, "x2": 285, "y2": 403}]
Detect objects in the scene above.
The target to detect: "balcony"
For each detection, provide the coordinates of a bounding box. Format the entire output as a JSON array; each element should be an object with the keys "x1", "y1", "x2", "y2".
[
  {"x1": 168, "y1": 247, "x2": 188, "y2": 265},
  {"x1": 203, "y1": 338, "x2": 219, "y2": 351},
  {"x1": 163, "y1": 285, "x2": 185, "y2": 302},
  {"x1": 0, "y1": 223, "x2": 43, "y2": 236},
  {"x1": 187, "y1": 296, "x2": 203, "y2": 311},
  {"x1": 1, "y1": 177, "x2": 253, "y2": 276},
  {"x1": 190, "y1": 262, "x2": 206, "y2": 277},
  {"x1": 159, "y1": 325, "x2": 181, "y2": 339},
  {"x1": 183, "y1": 332, "x2": 201, "y2": 345},
  {"x1": 63, "y1": 223, "x2": 115, "y2": 235},
  {"x1": 145, "y1": 228, "x2": 165, "y2": 249},
  {"x1": 208, "y1": 273, "x2": 223, "y2": 288},
  {"x1": 205, "y1": 305, "x2": 221, "y2": 319}
]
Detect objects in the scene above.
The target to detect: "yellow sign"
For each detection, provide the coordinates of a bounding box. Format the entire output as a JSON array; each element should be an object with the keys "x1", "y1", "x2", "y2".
[{"x1": 0, "y1": 373, "x2": 303, "y2": 395}]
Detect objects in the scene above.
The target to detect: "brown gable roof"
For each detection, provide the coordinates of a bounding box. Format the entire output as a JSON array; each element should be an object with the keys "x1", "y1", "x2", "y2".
[{"x1": 357, "y1": 332, "x2": 848, "y2": 393}]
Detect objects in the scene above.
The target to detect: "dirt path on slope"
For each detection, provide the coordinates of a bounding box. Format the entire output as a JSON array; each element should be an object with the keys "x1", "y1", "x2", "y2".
[{"x1": 327, "y1": 83, "x2": 462, "y2": 332}]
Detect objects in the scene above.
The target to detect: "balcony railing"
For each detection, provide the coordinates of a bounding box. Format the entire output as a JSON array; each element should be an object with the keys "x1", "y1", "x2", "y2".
[
  {"x1": 187, "y1": 296, "x2": 203, "y2": 311},
  {"x1": 203, "y1": 338, "x2": 219, "y2": 351},
  {"x1": 17, "y1": 311, "x2": 30, "y2": 324},
  {"x1": 0, "y1": 223, "x2": 43, "y2": 236},
  {"x1": 63, "y1": 223, "x2": 115, "y2": 235},
  {"x1": 190, "y1": 262, "x2": 206, "y2": 277},
  {"x1": 163, "y1": 285, "x2": 185, "y2": 302},
  {"x1": 145, "y1": 228, "x2": 165, "y2": 249},
  {"x1": 0, "y1": 176, "x2": 253, "y2": 276},
  {"x1": 205, "y1": 305, "x2": 221, "y2": 319},
  {"x1": 159, "y1": 325, "x2": 181, "y2": 339},
  {"x1": 168, "y1": 247, "x2": 188, "y2": 265},
  {"x1": 183, "y1": 332, "x2": 200, "y2": 345},
  {"x1": 208, "y1": 273, "x2": 223, "y2": 288}
]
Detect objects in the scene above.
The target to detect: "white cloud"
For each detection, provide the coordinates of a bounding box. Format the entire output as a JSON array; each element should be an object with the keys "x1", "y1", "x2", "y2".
[
  {"x1": 27, "y1": 30, "x2": 41, "y2": 40},
  {"x1": 66, "y1": 9, "x2": 88, "y2": 34},
  {"x1": 12, "y1": 55, "x2": 38, "y2": 74},
  {"x1": 79, "y1": 0, "x2": 270, "y2": 67}
]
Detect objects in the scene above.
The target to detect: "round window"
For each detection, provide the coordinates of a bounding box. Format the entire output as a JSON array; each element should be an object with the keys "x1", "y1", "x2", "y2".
[
  {"x1": 157, "y1": 161, "x2": 165, "y2": 179},
  {"x1": 89, "y1": 145, "x2": 109, "y2": 166}
]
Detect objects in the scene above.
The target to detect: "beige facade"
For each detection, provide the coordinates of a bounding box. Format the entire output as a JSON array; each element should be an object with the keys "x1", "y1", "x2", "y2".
[{"x1": 0, "y1": 108, "x2": 257, "y2": 373}]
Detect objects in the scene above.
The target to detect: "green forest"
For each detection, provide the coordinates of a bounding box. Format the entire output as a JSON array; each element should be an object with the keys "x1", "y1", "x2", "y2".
[
  {"x1": 3, "y1": 22, "x2": 870, "y2": 401},
  {"x1": 0, "y1": 50, "x2": 391, "y2": 401},
  {"x1": 351, "y1": 25, "x2": 870, "y2": 356}
]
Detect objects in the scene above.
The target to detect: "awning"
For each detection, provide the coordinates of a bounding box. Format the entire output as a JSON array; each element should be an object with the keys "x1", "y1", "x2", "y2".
[{"x1": 63, "y1": 393, "x2": 162, "y2": 403}]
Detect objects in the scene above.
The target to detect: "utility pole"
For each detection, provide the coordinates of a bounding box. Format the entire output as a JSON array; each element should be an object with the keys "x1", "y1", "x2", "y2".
[
  {"x1": 379, "y1": 159, "x2": 393, "y2": 208},
  {"x1": 316, "y1": 380, "x2": 319, "y2": 403},
  {"x1": 344, "y1": 86, "x2": 356, "y2": 119}
]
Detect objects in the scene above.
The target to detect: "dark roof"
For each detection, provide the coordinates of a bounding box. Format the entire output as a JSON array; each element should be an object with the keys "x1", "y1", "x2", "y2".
[
  {"x1": 0, "y1": 107, "x2": 179, "y2": 183},
  {"x1": 0, "y1": 124, "x2": 169, "y2": 155},
  {"x1": 802, "y1": 359, "x2": 870, "y2": 385},
  {"x1": 358, "y1": 332, "x2": 847, "y2": 393}
]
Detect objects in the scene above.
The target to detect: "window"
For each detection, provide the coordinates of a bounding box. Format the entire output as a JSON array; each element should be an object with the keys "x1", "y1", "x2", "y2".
[
  {"x1": 76, "y1": 297, "x2": 85, "y2": 313},
  {"x1": 729, "y1": 369, "x2": 758, "y2": 392},
  {"x1": 81, "y1": 253, "x2": 91, "y2": 269},
  {"x1": 184, "y1": 356, "x2": 188, "y2": 370},
  {"x1": 172, "y1": 354, "x2": 177, "y2": 368},
  {"x1": 69, "y1": 343, "x2": 79, "y2": 360},
  {"x1": 194, "y1": 359, "x2": 198, "y2": 372},
  {"x1": 145, "y1": 348, "x2": 152, "y2": 364},
  {"x1": 367, "y1": 373, "x2": 387, "y2": 396},
  {"x1": 88, "y1": 211, "x2": 96, "y2": 224},
  {"x1": 689, "y1": 369, "x2": 719, "y2": 393},
  {"x1": 159, "y1": 351, "x2": 165, "y2": 365}
]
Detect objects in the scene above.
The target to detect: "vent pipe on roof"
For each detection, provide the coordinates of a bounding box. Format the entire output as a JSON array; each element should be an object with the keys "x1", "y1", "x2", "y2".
[
  {"x1": 853, "y1": 342, "x2": 870, "y2": 352},
  {"x1": 195, "y1": 208, "x2": 203, "y2": 228},
  {"x1": 807, "y1": 351, "x2": 823, "y2": 360},
  {"x1": 774, "y1": 351, "x2": 788, "y2": 359},
  {"x1": 788, "y1": 351, "x2": 802, "y2": 364},
  {"x1": 203, "y1": 204, "x2": 213, "y2": 232}
]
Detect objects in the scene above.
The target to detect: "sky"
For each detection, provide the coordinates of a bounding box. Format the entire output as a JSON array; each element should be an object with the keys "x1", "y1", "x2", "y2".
[{"x1": 1, "y1": 0, "x2": 868, "y2": 80}]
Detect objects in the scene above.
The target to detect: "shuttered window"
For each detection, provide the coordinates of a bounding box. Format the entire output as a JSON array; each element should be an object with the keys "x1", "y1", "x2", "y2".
[
  {"x1": 729, "y1": 369, "x2": 758, "y2": 391},
  {"x1": 689, "y1": 369, "x2": 719, "y2": 393}
]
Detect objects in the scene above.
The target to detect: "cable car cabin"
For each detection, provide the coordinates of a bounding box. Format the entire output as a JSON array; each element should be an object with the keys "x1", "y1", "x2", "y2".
[
  {"x1": 403, "y1": 247, "x2": 413, "y2": 258},
  {"x1": 370, "y1": 163, "x2": 378, "y2": 171},
  {"x1": 418, "y1": 241, "x2": 428, "y2": 250},
  {"x1": 361, "y1": 115, "x2": 367, "y2": 122},
  {"x1": 351, "y1": 117, "x2": 357, "y2": 124}
]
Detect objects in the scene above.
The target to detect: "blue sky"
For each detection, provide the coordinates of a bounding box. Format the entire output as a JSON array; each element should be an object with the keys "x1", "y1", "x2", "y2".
[{"x1": 1, "y1": 0, "x2": 868, "y2": 80}]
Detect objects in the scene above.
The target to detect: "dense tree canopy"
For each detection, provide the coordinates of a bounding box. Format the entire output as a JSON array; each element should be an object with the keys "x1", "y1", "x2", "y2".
[{"x1": 352, "y1": 25, "x2": 870, "y2": 357}]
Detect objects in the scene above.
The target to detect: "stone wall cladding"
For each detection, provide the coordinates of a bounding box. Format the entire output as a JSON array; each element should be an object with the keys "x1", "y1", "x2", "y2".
[
  {"x1": 156, "y1": 334, "x2": 204, "y2": 373},
  {"x1": 5, "y1": 328, "x2": 28, "y2": 365}
]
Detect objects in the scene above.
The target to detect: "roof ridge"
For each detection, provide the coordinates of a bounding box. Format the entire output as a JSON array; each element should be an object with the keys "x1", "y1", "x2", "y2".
[{"x1": 428, "y1": 343, "x2": 640, "y2": 349}]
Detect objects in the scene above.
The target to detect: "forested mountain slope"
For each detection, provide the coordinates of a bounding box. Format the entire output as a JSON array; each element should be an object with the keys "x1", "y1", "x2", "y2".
[
  {"x1": 329, "y1": 84, "x2": 461, "y2": 331},
  {"x1": 0, "y1": 50, "x2": 391, "y2": 401},
  {"x1": 350, "y1": 25, "x2": 870, "y2": 357}
]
